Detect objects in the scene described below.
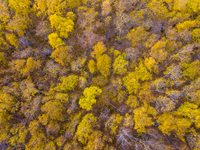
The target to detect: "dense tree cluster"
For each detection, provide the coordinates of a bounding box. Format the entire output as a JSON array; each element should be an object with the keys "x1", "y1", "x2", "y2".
[{"x1": 0, "y1": 0, "x2": 200, "y2": 149}]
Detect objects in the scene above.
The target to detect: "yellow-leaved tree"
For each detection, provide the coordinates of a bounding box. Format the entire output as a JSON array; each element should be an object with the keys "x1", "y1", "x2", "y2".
[
  {"x1": 48, "y1": 32, "x2": 65, "y2": 49},
  {"x1": 75, "y1": 113, "x2": 97, "y2": 144},
  {"x1": 84, "y1": 131, "x2": 105, "y2": 150},
  {"x1": 19, "y1": 79, "x2": 38, "y2": 100},
  {"x1": 157, "y1": 112, "x2": 192, "y2": 141},
  {"x1": 21, "y1": 57, "x2": 41, "y2": 76},
  {"x1": 51, "y1": 46, "x2": 72, "y2": 67},
  {"x1": 49, "y1": 12, "x2": 75, "y2": 39},
  {"x1": 0, "y1": 92, "x2": 18, "y2": 113},
  {"x1": 0, "y1": 52, "x2": 6, "y2": 66},
  {"x1": 7, "y1": 15, "x2": 29, "y2": 36},
  {"x1": 133, "y1": 104, "x2": 157, "y2": 133},
  {"x1": 7, "y1": 0, "x2": 32, "y2": 16},
  {"x1": 91, "y1": 42, "x2": 106, "y2": 59},
  {"x1": 88, "y1": 59, "x2": 97, "y2": 74},
  {"x1": 0, "y1": 1, "x2": 10, "y2": 29},
  {"x1": 182, "y1": 60, "x2": 200, "y2": 80},
  {"x1": 113, "y1": 53, "x2": 128, "y2": 75},
  {"x1": 40, "y1": 100, "x2": 65, "y2": 123},
  {"x1": 79, "y1": 86, "x2": 102, "y2": 111},
  {"x1": 126, "y1": 26, "x2": 148, "y2": 48},
  {"x1": 56, "y1": 75, "x2": 78, "y2": 92},
  {"x1": 144, "y1": 57, "x2": 158, "y2": 74},
  {"x1": 105, "y1": 114, "x2": 123, "y2": 135},
  {"x1": 123, "y1": 72, "x2": 140, "y2": 94},
  {"x1": 34, "y1": 0, "x2": 66, "y2": 17},
  {"x1": 97, "y1": 54, "x2": 111, "y2": 77},
  {"x1": 176, "y1": 102, "x2": 200, "y2": 128},
  {"x1": 9, "y1": 125, "x2": 28, "y2": 147},
  {"x1": 135, "y1": 60, "x2": 152, "y2": 81},
  {"x1": 150, "y1": 40, "x2": 167, "y2": 63},
  {"x1": 5, "y1": 33, "x2": 18, "y2": 49}
]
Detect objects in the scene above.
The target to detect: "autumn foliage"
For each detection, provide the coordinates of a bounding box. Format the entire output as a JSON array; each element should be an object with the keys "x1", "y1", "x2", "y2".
[{"x1": 0, "y1": 0, "x2": 200, "y2": 149}]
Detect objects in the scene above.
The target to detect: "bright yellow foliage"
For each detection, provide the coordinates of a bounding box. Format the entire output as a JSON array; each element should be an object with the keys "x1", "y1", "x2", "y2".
[
  {"x1": 28, "y1": 120, "x2": 40, "y2": 135},
  {"x1": 177, "y1": 102, "x2": 200, "y2": 128},
  {"x1": 75, "y1": 113, "x2": 97, "y2": 144},
  {"x1": 25, "y1": 132, "x2": 47, "y2": 150},
  {"x1": 45, "y1": 141, "x2": 56, "y2": 150},
  {"x1": 49, "y1": 12, "x2": 74, "y2": 38},
  {"x1": 0, "y1": 36, "x2": 8, "y2": 48},
  {"x1": 21, "y1": 57, "x2": 41, "y2": 76},
  {"x1": 84, "y1": 131, "x2": 105, "y2": 150},
  {"x1": 0, "y1": 1, "x2": 10, "y2": 28},
  {"x1": 51, "y1": 46, "x2": 72, "y2": 66},
  {"x1": 105, "y1": 114, "x2": 123, "y2": 135},
  {"x1": 8, "y1": 0, "x2": 32, "y2": 15},
  {"x1": 147, "y1": 0, "x2": 169, "y2": 20},
  {"x1": 176, "y1": 20, "x2": 198, "y2": 32},
  {"x1": 0, "y1": 52, "x2": 6, "y2": 66},
  {"x1": 88, "y1": 59, "x2": 97, "y2": 74},
  {"x1": 97, "y1": 54, "x2": 111, "y2": 77},
  {"x1": 113, "y1": 54, "x2": 128, "y2": 75},
  {"x1": 55, "y1": 93, "x2": 69, "y2": 103},
  {"x1": 144, "y1": 57, "x2": 158, "y2": 73},
  {"x1": 182, "y1": 60, "x2": 200, "y2": 80},
  {"x1": 41, "y1": 101, "x2": 65, "y2": 121},
  {"x1": 123, "y1": 72, "x2": 140, "y2": 94},
  {"x1": 0, "y1": 92, "x2": 18, "y2": 113},
  {"x1": 10, "y1": 125, "x2": 28, "y2": 146},
  {"x1": 34, "y1": 0, "x2": 66, "y2": 17},
  {"x1": 157, "y1": 112, "x2": 192, "y2": 141},
  {"x1": 135, "y1": 60, "x2": 152, "y2": 81},
  {"x1": 150, "y1": 41, "x2": 167, "y2": 63},
  {"x1": 126, "y1": 95, "x2": 139, "y2": 109},
  {"x1": 126, "y1": 26, "x2": 148, "y2": 48},
  {"x1": 34, "y1": 0, "x2": 47, "y2": 17},
  {"x1": 192, "y1": 28, "x2": 200, "y2": 43},
  {"x1": 19, "y1": 79, "x2": 38, "y2": 99},
  {"x1": 133, "y1": 104, "x2": 156, "y2": 133},
  {"x1": 66, "y1": 0, "x2": 81, "y2": 9},
  {"x1": 92, "y1": 42, "x2": 107, "y2": 59},
  {"x1": 5, "y1": 33, "x2": 18, "y2": 49},
  {"x1": 46, "y1": 0, "x2": 66, "y2": 15},
  {"x1": 56, "y1": 75, "x2": 78, "y2": 92},
  {"x1": 187, "y1": 0, "x2": 200, "y2": 13},
  {"x1": 7, "y1": 15, "x2": 29, "y2": 36},
  {"x1": 79, "y1": 86, "x2": 102, "y2": 111},
  {"x1": 113, "y1": 50, "x2": 121, "y2": 58},
  {"x1": 48, "y1": 32, "x2": 65, "y2": 49}
]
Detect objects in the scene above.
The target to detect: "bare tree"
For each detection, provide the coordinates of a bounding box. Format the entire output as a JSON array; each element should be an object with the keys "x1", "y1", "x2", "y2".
[
  {"x1": 117, "y1": 128, "x2": 133, "y2": 149},
  {"x1": 78, "y1": 30, "x2": 105, "y2": 54}
]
